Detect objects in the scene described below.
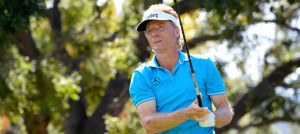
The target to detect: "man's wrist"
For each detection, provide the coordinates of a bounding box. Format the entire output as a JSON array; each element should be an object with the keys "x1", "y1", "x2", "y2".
[{"x1": 181, "y1": 107, "x2": 190, "y2": 121}]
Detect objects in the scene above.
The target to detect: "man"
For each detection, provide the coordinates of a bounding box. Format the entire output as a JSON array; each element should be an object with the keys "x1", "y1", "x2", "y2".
[{"x1": 129, "y1": 4, "x2": 233, "y2": 134}]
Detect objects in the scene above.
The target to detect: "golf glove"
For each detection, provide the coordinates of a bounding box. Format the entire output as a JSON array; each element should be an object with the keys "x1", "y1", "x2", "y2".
[{"x1": 199, "y1": 112, "x2": 215, "y2": 127}]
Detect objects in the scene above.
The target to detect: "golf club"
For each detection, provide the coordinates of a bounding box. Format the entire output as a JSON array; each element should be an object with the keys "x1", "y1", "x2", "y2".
[{"x1": 173, "y1": 0, "x2": 203, "y2": 107}]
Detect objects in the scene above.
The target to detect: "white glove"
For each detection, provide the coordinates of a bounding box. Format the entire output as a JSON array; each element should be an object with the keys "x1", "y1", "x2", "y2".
[{"x1": 199, "y1": 112, "x2": 215, "y2": 127}]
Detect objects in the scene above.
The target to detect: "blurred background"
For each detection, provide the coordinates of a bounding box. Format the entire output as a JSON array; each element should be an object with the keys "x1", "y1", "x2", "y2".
[{"x1": 0, "y1": 0, "x2": 299, "y2": 134}]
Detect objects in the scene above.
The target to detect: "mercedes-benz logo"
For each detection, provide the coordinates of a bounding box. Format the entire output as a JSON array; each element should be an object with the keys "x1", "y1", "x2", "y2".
[{"x1": 151, "y1": 77, "x2": 161, "y2": 86}]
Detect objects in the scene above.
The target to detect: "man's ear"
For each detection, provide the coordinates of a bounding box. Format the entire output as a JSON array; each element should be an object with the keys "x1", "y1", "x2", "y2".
[{"x1": 175, "y1": 27, "x2": 180, "y2": 38}]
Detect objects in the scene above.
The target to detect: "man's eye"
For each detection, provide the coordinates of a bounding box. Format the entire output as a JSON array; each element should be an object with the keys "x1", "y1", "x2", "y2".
[
  {"x1": 159, "y1": 25, "x2": 164, "y2": 30},
  {"x1": 147, "y1": 30, "x2": 152, "y2": 34}
]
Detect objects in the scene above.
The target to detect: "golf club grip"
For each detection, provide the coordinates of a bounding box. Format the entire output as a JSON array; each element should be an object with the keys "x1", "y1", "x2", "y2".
[{"x1": 197, "y1": 94, "x2": 203, "y2": 107}]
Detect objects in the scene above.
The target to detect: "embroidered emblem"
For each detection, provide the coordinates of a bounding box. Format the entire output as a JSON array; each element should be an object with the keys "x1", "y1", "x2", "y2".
[{"x1": 151, "y1": 77, "x2": 161, "y2": 86}]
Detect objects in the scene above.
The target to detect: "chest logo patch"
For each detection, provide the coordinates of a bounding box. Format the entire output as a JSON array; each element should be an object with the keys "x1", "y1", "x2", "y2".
[{"x1": 151, "y1": 77, "x2": 161, "y2": 86}]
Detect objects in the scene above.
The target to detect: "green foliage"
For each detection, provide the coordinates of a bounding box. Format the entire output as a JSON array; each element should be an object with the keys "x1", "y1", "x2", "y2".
[
  {"x1": 29, "y1": 0, "x2": 140, "y2": 117},
  {"x1": 202, "y1": 0, "x2": 256, "y2": 41},
  {"x1": 30, "y1": 16, "x2": 53, "y2": 56},
  {"x1": 223, "y1": 77, "x2": 248, "y2": 103},
  {"x1": 0, "y1": 0, "x2": 45, "y2": 45},
  {"x1": 1, "y1": 47, "x2": 81, "y2": 127},
  {"x1": 105, "y1": 100, "x2": 145, "y2": 134}
]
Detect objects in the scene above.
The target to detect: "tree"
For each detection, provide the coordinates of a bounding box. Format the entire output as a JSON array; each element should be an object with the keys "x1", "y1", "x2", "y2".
[{"x1": 0, "y1": 0, "x2": 299, "y2": 134}]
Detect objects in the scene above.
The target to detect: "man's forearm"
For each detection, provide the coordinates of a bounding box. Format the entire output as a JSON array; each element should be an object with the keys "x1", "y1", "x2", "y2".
[
  {"x1": 142, "y1": 108, "x2": 188, "y2": 133},
  {"x1": 213, "y1": 105, "x2": 233, "y2": 127}
]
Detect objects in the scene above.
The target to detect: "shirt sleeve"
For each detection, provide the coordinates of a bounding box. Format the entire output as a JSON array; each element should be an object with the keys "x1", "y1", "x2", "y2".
[
  {"x1": 205, "y1": 58, "x2": 226, "y2": 95},
  {"x1": 129, "y1": 70, "x2": 156, "y2": 108}
]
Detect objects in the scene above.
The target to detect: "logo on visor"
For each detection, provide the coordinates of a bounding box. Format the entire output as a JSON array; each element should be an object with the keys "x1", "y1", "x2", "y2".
[
  {"x1": 151, "y1": 77, "x2": 161, "y2": 86},
  {"x1": 146, "y1": 13, "x2": 158, "y2": 19}
]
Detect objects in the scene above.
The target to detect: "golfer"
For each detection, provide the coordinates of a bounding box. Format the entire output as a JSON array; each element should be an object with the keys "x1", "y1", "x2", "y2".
[{"x1": 129, "y1": 4, "x2": 233, "y2": 134}]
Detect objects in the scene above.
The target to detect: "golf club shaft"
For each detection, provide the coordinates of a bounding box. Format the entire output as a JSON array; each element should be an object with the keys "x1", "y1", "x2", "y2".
[{"x1": 173, "y1": 0, "x2": 203, "y2": 107}]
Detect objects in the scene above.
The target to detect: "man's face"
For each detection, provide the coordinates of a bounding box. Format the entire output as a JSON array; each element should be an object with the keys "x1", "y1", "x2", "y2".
[{"x1": 145, "y1": 20, "x2": 180, "y2": 53}]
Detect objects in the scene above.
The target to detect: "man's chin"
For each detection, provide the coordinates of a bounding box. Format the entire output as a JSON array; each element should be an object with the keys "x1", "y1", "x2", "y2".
[{"x1": 152, "y1": 48, "x2": 166, "y2": 54}]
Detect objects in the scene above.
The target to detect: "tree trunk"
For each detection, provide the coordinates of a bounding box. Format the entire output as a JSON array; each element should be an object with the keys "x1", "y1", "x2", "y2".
[
  {"x1": 63, "y1": 83, "x2": 88, "y2": 134},
  {"x1": 24, "y1": 111, "x2": 50, "y2": 134},
  {"x1": 80, "y1": 71, "x2": 130, "y2": 134},
  {"x1": 14, "y1": 24, "x2": 40, "y2": 61},
  {"x1": 44, "y1": 1, "x2": 89, "y2": 133},
  {"x1": 11, "y1": 17, "x2": 51, "y2": 134}
]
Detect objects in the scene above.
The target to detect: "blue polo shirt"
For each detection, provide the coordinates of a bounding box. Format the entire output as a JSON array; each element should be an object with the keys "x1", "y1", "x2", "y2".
[{"x1": 129, "y1": 50, "x2": 225, "y2": 134}]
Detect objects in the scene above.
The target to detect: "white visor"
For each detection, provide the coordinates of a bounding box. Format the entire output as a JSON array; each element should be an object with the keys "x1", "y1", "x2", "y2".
[{"x1": 136, "y1": 12, "x2": 178, "y2": 31}]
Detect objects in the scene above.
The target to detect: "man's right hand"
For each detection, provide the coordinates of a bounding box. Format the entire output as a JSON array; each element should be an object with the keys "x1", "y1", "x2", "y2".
[{"x1": 184, "y1": 94, "x2": 211, "y2": 122}]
